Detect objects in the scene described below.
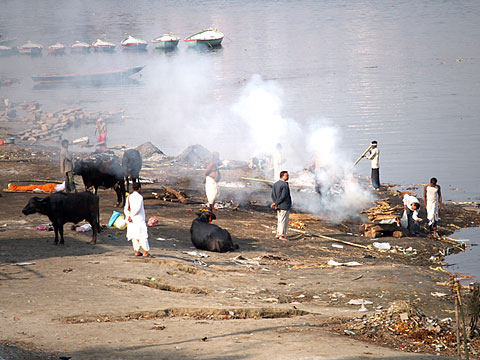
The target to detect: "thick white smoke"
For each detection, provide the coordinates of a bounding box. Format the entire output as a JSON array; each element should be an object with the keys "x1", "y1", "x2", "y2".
[{"x1": 230, "y1": 75, "x2": 374, "y2": 221}]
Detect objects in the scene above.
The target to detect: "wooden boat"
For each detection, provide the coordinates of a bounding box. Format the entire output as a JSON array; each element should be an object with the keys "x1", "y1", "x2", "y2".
[
  {"x1": 32, "y1": 65, "x2": 144, "y2": 84},
  {"x1": 91, "y1": 39, "x2": 116, "y2": 52},
  {"x1": 70, "y1": 41, "x2": 91, "y2": 53},
  {"x1": 121, "y1": 35, "x2": 147, "y2": 51},
  {"x1": 0, "y1": 45, "x2": 17, "y2": 56},
  {"x1": 17, "y1": 41, "x2": 43, "y2": 55},
  {"x1": 184, "y1": 28, "x2": 224, "y2": 48},
  {"x1": 152, "y1": 34, "x2": 180, "y2": 49},
  {"x1": 48, "y1": 42, "x2": 65, "y2": 55}
]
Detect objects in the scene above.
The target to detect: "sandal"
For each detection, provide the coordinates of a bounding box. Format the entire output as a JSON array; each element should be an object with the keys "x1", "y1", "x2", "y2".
[{"x1": 143, "y1": 253, "x2": 154, "y2": 258}]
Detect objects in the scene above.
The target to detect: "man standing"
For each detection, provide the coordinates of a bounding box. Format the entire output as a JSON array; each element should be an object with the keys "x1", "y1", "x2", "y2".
[
  {"x1": 364, "y1": 141, "x2": 380, "y2": 190},
  {"x1": 205, "y1": 152, "x2": 221, "y2": 212},
  {"x1": 271, "y1": 171, "x2": 292, "y2": 241},
  {"x1": 124, "y1": 182, "x2": 152, "y2": 257},
  {"x1": 60, "y1": 139, "x2": 76, "y2": 193},
  {"x1": 403, "y1": 194, "x2": 423, "y2": 236},
  {"x1": 423, "y1": 177, "x2": 442, "y2": 238}
]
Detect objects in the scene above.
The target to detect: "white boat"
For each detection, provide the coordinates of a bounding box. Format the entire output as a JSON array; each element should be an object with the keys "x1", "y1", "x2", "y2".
[
  {"x1": 92, "y1": 39, "x2": 116, "y2": 52},
  {"x1": 121, "y1": 35, "x2": 147, "y2": 51},
  {"x1": 184, "y1": 28, "x2": 224, "y2": 48},
  {"x1": 17, "y1": 41, "x2": 43, "y2": 55},
  {"x1": 48, "y1": 42, "x2": 65, "y2": 55},
  {"x1": 152, "y1": 34, "x2": 180, "y2": 49},
  {"x1": 71, "y1": 41, "x2": 91, "y2": 53}
]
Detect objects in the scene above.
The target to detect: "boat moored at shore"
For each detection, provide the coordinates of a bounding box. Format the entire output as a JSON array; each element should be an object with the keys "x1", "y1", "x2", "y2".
[
  {"x1": 92, "y1": 39, "x2": 116, "y2": 52},
  {"x1": 71, "y1": 41, "x2": 91, "y2": 53},
  {"x1": 152, "y1": 34, "x2": 180, "y2": 50},
  {"x1": 184, "y1": 28, "x2": 224, "y2": 48},
  {"x1": 17, "y1": 41, "x2": 43, "y2": 55},
  {"x1": 48, "y1": 42, "x2": 65, "y2": 55},
  {"x1": 121, "y1": 35, "x2": 147, "y2": 51}
]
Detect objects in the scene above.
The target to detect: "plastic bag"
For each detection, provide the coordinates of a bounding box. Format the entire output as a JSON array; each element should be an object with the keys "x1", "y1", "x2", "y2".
[
  {"x1": 114, "y1": 215, "x2": 127, "y2": 230},
  {"x1": 108, "y1": 211, "x2": 121, "y2": 227},
  {"x1": 400, "y1": 210, "x2": 408, "y2": 229}
]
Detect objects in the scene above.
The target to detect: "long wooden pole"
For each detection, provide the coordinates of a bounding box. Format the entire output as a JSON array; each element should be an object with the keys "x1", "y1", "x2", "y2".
[
  {"x1": 455, "y1": 279, "x2": 470, "y2": 360},
  {"x1": 454, "y1": 278, "x2": 462, "y2": 359},
  {"x1": 241, "y1": 177, "x2": 274, "y2": 184},
  {"x1": 353, "y1": 145, "x2": 373, "y2": 166},
  {"x1": 289, "y1": 228, "x2": 371, "y2": 250}
]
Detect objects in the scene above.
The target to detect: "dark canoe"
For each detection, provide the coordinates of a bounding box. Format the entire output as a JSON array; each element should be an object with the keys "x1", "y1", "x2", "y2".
[{"x1": 32, "y1": 66, "x2": 144, "y2": 83}]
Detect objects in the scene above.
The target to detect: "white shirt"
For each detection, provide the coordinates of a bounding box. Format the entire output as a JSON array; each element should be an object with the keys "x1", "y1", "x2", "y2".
[
  {"x1": 366, "y1": 147, "x2": 379, "y2": 169},
  {"x1": 403, "y1": 194, "x2": 420, "y2": 220},
  {"x1": 124, "y1": 191, "x2": 148, "y2": 241}
]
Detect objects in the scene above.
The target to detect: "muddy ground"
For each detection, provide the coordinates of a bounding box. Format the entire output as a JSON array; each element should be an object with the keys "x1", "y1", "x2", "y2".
[{"x1": 1, "y1": 143, "x2": 480, "y2": 360}]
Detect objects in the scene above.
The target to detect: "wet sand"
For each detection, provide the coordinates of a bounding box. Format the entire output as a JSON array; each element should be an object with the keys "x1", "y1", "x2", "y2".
[{"x1": 1, "y1": 140, "x2": 480, "y2": 359}]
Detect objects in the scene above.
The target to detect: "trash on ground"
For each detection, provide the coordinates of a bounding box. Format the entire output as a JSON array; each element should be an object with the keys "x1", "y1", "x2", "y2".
[
  {"x1": 184, "y1": 251, "x2": 209, "y2": 258},
  {"x1": 76, "y1": 223, "x2": 92, "y2": 232},
  {"x1": 147, "y1": 216, "x2": 159, "y2": 227},
  {"x1": 328, "y1": 259, "x2": 362, "y2": 267},
  {"x1": 373, "y1": 242, "x2": 391, "y2": 250},
  {"x1": 12, "y1": 262, "x2": 36, "y2": 266},
  {"x1": 348, "y1": 299, "x2": 373, "y2": 305},
  {"x1": 193, "y1": 259, "x2": 208, "y2": 266}
]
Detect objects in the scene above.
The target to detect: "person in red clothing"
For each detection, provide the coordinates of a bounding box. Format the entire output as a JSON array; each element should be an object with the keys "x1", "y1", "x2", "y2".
[{"x1": 95, "y1": 117, "x2": 107, "y2": 150}]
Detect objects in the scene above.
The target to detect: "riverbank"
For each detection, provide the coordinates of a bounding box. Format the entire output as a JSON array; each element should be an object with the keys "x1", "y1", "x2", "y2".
[{"x1": 1, "y1": 142, "x2": 480, "y2": 359}]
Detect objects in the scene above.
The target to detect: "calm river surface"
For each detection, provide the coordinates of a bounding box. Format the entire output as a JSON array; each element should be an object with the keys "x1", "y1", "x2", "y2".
[{"x1": 1, "y1": 0, "x2": 479, "y2": 276}]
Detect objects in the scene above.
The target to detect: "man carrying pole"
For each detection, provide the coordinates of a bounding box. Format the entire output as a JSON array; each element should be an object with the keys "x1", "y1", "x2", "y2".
[{"x1": 357, "y1": 140, "x2": 380, "y2": 191}]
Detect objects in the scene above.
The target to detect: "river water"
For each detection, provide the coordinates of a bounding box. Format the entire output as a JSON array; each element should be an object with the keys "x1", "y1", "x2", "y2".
[{"x1": 1, "y1": 0, "x2": 479, "y2": 276}]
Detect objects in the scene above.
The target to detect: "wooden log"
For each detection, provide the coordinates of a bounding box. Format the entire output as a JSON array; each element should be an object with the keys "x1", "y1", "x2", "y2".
[{"x1": 162, "y1": 186, "x2": 187, "y2": 204}]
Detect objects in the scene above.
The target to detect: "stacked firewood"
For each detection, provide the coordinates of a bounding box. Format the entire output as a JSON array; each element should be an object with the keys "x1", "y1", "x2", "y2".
[
  {"x1": 360, "y1": 199, "x2": 403, "y2": 238},
  {"x1": 1, "y1": 99, "x2": 123, "y2": 144},
  {"x1": 152, "y1": 186, "x2": 187, "y2": 203}
]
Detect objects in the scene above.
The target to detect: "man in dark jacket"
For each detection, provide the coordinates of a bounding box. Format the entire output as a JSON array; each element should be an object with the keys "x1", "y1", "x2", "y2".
[{"x1": 271, "y1": 170, "x2": 292, "y2": 241}]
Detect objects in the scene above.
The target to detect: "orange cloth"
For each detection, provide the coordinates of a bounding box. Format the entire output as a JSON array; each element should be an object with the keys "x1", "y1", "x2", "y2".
[{"x1": 8, "y1": 183, "x2": 57, "y2": 192}]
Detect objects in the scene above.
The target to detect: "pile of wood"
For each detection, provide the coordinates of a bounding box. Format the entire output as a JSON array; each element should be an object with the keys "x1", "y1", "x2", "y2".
[
  {"x1": 360, "y1": 198, "x2": 403, "y2": 238},
  {"x1": 152, "y1": 186, "x2": 187, "y2": 203},
  {"x1": 0, "y1": 98, "x2": 123, "y2": 144}
]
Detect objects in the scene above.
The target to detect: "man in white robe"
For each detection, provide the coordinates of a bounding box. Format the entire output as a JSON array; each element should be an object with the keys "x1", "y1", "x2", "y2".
[{"x1": 124, "y1": 182, "x2": 152, "y2": 257}]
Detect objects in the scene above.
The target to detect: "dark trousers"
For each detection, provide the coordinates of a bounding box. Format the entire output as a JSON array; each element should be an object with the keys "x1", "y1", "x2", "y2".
[
  {"x1": 406, "y1": 208, "x2": 419, "y2": 234},
  {"x1": 371, "y1": 168, "x2": 380, "y2": 189},
  {"x1": 65, "y1": 171, "x2": 76, "y2": 193}
]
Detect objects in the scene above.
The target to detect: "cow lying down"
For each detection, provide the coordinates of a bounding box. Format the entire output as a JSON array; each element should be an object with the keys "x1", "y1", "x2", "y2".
[
  {"x1": 22, "y1": 192, "x2": 101, "y2": 245},
  {"x1": 190, "y1": 212, "x2": 239, "y2": 252}
]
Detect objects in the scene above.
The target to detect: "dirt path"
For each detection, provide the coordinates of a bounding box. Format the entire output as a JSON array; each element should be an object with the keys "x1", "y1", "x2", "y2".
[{"x1": 0, "y1": 144, "x2": 477, "y2": 359}]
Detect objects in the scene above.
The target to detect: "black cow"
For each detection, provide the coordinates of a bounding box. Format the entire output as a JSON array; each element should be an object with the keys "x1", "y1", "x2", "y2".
[
  {"x1": 22, "y1": 192, "x2": 101, "y2": 245},
  {"x1": 190, "y1": 212, "x2": 239, "y2": 252},
  {"x1": 74, "y1": 158, "x2": 126, "y2": 207},
  {"x1": 122, "y1": 149, "x2": 142, "y2": 193}
]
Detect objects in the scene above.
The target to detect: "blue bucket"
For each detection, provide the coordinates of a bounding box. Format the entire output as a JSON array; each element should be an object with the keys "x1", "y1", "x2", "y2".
[{"x1": 108, "y1": 211, "x2": 122, "y2": 227}]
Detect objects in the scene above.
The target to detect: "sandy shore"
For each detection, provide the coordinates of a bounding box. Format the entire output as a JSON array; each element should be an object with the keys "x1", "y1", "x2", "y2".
[{"x1": 1, "y1": 139, "x2": 480, "y2": 359}]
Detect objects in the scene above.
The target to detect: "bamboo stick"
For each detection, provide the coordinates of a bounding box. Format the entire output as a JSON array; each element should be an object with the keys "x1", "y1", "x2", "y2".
[
  {"x1": 289, "y1": 228, "x2": 371, "y2": 250},
  {"x1": 241, "y1": 177, "x2": 274, "y2": 184},
  {"x1": 455, "y1": 279, "x2": 470, "y2": 359},
  {"x1": 353, "y1": 145, "x2": 373, "y2": 166},
  {"x1": 454, "y1": 278, "x2": 462, "y2": 359}
]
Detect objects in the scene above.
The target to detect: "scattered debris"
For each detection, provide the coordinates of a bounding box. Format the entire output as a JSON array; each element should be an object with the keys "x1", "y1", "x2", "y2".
[{"x1": 327, "y1": 260, "x2": 362, "y2": 267}]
